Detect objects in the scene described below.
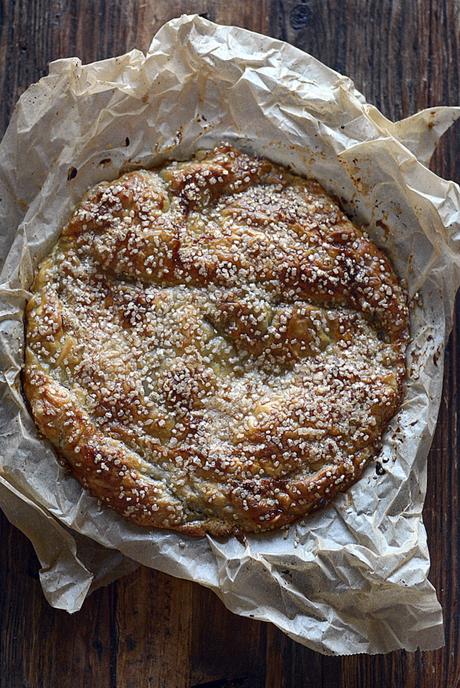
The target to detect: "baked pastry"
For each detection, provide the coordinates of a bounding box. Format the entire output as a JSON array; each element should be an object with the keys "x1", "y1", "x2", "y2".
[{"x1": 24, "y1": 144, "x2": 409, "y2": 536}]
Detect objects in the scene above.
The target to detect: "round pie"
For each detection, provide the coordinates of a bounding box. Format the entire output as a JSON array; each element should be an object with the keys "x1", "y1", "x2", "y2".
[{"x1": 24, "y1": 144, "x2": 409, "y2": 537}]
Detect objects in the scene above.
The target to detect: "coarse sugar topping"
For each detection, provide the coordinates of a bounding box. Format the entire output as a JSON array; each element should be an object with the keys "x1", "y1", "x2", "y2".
[{"x1": 24, "y1": 144, "x2": 409, "y2": 536}]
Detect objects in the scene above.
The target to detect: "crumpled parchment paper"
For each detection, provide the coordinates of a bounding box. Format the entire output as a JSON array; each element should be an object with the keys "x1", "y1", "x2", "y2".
[{"x1": 1, "y1": 14, "x2": 459, "y2": 655}]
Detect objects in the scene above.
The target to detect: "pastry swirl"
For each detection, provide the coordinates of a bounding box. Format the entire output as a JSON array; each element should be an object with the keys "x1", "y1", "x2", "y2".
[{"x1": 24, "y1": 145, "x2": 409, "y2": 536}]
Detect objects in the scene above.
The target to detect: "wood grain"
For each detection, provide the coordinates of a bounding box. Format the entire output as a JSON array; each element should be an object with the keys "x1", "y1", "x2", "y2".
[
  {"x1": 0, "y1": 516, "x2": 113, "y2": 688},
  {"x1": 115, "y1": 568, "x2": 194, "y2": 687},
  {"x1": 190, "y1": 586, "x2": 266, "y2": 687},
  {"x1": 0, "y1": 1, "x2": 458, "y2": 687}
]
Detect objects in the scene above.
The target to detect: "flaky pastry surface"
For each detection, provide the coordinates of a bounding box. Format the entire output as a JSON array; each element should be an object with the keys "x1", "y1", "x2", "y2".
[{"x1": 24, "y1": 145, "x2": 409, "y2": 536}]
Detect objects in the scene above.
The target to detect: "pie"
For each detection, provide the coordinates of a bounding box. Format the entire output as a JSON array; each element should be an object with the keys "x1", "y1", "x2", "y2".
[{"x1": 24, "y1": 144, "x2": 409, "y2": 536}]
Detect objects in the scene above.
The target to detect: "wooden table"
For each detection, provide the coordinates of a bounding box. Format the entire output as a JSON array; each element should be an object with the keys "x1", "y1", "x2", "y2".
[{"x1": 0, "y1": 2, "x2": 458, "y2": 686}]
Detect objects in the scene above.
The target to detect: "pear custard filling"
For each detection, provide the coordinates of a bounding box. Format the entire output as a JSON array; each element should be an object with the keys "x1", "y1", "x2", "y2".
[{"x1": 24, "y1": 145, "x2": 409, "y2": 536}]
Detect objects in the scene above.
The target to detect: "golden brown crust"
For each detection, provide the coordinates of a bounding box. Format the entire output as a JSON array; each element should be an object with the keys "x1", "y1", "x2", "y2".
[{"x1": 24, "y1": 145, "x2": 409, "y2": 537}]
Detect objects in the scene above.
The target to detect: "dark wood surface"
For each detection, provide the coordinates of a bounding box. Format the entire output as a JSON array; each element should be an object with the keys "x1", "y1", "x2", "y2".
[{"x1": 0, "y1": 2, "x2": 458, "y2": 686}]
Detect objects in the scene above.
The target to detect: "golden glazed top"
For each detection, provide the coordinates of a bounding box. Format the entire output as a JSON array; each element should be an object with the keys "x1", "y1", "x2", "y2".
[{"x1": 24, "y1": 145, "x2": 409, "y2": 536}]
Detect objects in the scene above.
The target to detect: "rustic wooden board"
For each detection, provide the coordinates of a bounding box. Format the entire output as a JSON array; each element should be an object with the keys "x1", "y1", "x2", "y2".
[{"x1": 0, "y1": 2, "x2": 458, "y2": 686}]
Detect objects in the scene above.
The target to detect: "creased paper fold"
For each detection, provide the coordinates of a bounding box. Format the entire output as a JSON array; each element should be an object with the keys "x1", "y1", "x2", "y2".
[{"x1": 0, "y1": 14, "x2": 459, "y2": 655}]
